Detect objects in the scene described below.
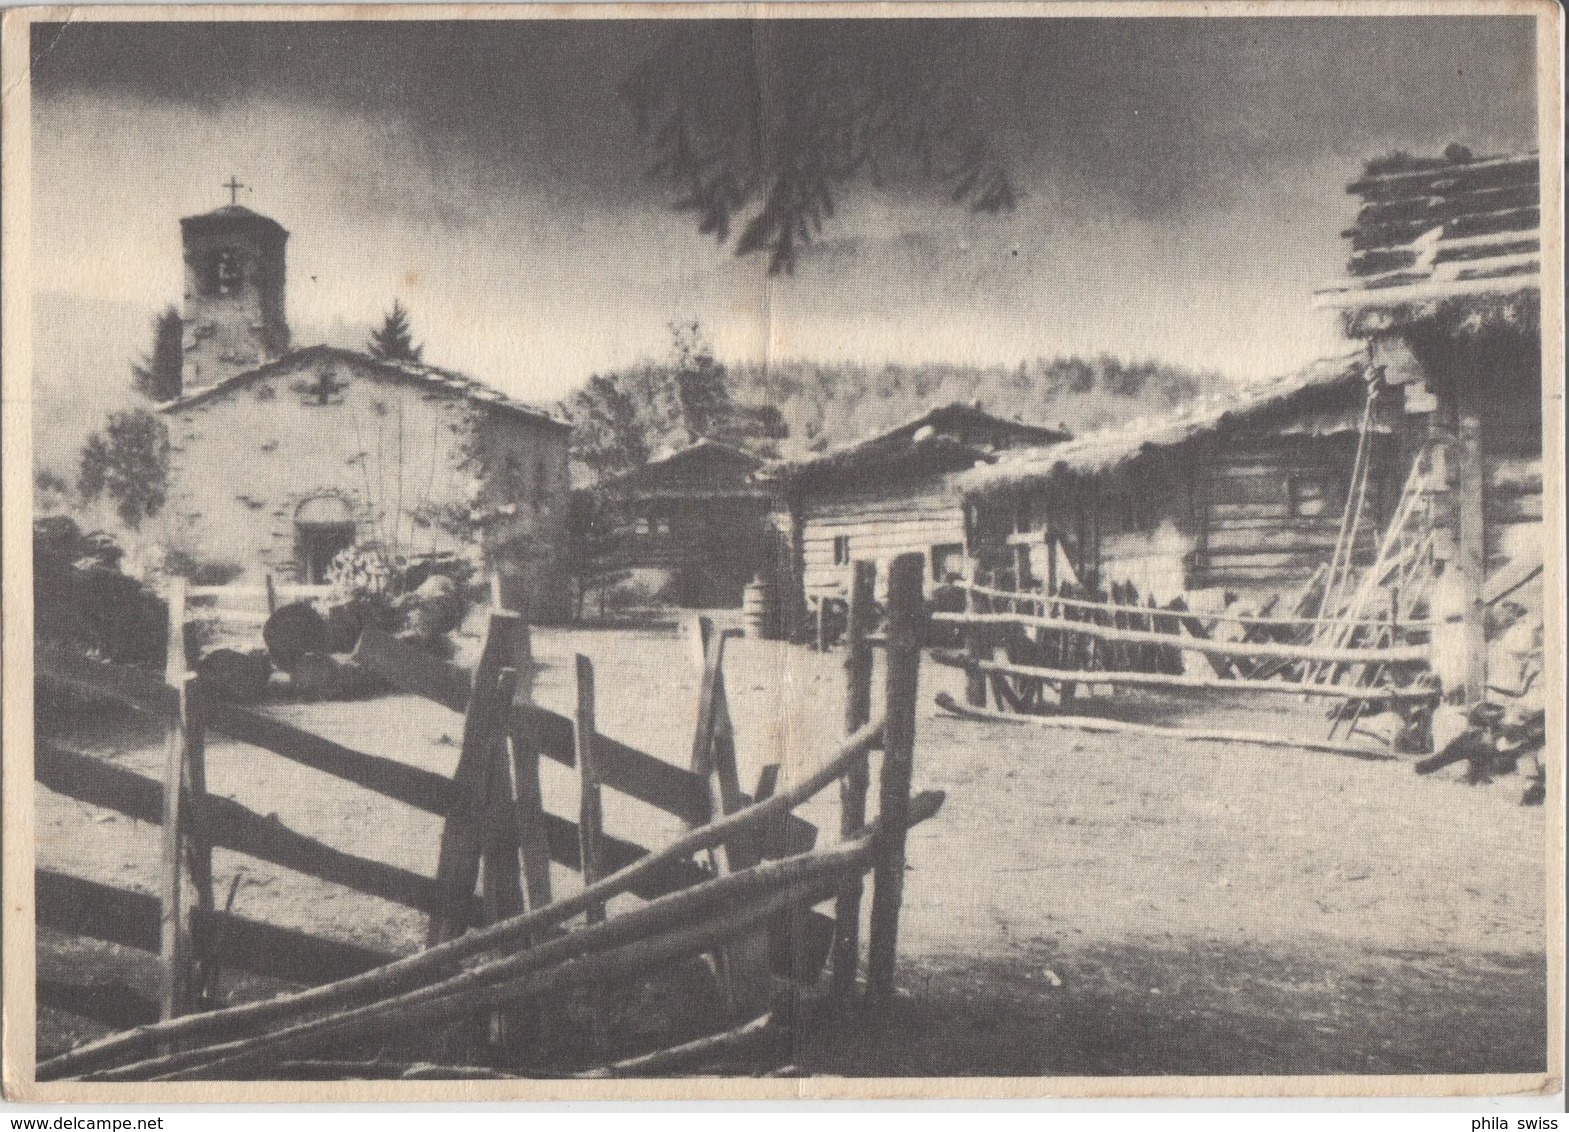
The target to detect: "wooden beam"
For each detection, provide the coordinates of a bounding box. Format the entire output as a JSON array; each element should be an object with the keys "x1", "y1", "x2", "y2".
[
  {"x1": 959, "y1": 581, "x2": 1429, "y2": 630},
  {"x1": 202, "y1": 700, "x2": 457, "y2": 815},
  {"x1": 35, "y1": 742, "x2": 475, "y2": 917},
  {"x1": 866, "y1": 553, "x2": 925, "y2": 1008},
  {"x1": 198, "y1": 792, "x2": 461, "y2": 915},
  {"x1": 190, "y1": 911, "x2": 397, "y2": 987},
  {"x1": 38, "y1": 980, "x2": 159, "y2": 1034},
  {"x1": 360, "y1": 626, "x2": 715, "y2": 824},
  {"x1": 37, "y1": 868, "x2": 161, "y2": 953},
  {"x1": 1456, "y1": 378, "x2": 1489, "y2": 704},
  {"x1": 505, "y1": 627, "x2": 554, "y2": 926},
  {"x1": 36, "y1": 650, "x2": 181, "y2": 718},
  {"x1": 352, "y1": 628, "x2": 472, "y2": 714},
  {"x1": 687, "y1": 621, "x2": 773, "y2": 1020}
]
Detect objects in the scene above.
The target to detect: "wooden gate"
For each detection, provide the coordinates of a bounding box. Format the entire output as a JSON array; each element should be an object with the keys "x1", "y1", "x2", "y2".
[{"x1": 38, "y1": 553, "x2": 937, "y2": 1081}]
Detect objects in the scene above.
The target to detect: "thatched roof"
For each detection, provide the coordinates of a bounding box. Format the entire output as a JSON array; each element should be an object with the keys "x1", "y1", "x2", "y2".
[
  {"x1": 958, "y1": 354, "x2": 1369, "y2": 498},
  {"x1": 1314, "y1": 150, "x2": 1540, "y2": 337}
]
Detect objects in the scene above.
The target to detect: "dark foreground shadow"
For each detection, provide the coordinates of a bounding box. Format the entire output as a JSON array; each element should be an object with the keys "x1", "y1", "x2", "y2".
[{"x1": 797, "y1": 937, "x2": 1548, "y2": 1077}]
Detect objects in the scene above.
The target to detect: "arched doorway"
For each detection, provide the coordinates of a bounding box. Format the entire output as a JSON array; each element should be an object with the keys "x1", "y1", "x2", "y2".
[{"x1": 294, "y1": 495, "x2": 356, "y2": 584}]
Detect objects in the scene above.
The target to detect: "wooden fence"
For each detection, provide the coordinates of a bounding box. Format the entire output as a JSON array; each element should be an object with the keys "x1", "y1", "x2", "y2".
[
  {"x1": 37, "y1": 554, "x2": 937, "y2": 1081},
  {"x1": 929, "y1": 578, "x2": 1437, "y2": 751}
]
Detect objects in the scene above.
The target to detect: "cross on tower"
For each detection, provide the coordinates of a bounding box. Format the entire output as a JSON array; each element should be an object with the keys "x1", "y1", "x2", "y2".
[{"x1": 224, "y1": 176, "x2": 245, "y2": 206}]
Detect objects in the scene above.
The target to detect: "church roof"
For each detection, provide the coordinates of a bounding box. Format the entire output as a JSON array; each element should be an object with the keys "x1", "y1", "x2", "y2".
[
  {"x1": 158, "y1": 344, "x2": 570, "y2": 431},
  {"x1": 179, "y1": 204, "x2": 290, "y2": 238}
]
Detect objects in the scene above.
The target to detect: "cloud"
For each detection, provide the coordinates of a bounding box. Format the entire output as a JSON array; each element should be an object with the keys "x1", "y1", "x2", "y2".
[{"x1": 27, "y1": 15, "x2": 1539, "y2": 404}]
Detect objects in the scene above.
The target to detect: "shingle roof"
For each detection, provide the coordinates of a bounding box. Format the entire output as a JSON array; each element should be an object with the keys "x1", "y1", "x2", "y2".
[
  {"x1": 958, "y1": 354, "x2": 1369, "y2": 497},
  {"x1": 1313, "y1": 151, "x2": 1540, "y2": 333},
  {"x1": 594, "y1": 438, "x2": 768, "y2": 500},
  {"x1": 157, "y1": 344, "x2": 570, "y2": 431}
]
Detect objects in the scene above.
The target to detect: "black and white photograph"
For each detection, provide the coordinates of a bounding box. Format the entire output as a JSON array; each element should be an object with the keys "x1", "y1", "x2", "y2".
[{"x1": 1, "y1": 3, "x2": 1562, "y2": 1100}]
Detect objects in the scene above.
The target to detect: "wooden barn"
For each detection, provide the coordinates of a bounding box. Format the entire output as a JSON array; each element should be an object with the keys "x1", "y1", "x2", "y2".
[
  {"x1": 1314, "y1": 148, "x2": 1546, "y2": 701},
  {"x1": 580, "y1": 439, "x2": 775, "y2": 609},
  {"x1": 958, "y1": 356, "x2": 1395, "y2": 604},
  {"x1": 777, "y1": 403, "x2": 1071, "y2": 609}
]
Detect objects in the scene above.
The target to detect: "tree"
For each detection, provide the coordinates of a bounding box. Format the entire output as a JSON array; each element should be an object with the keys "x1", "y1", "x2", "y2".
[
  {"x1": 622, "y1": 23, "x2": 1016, "y2": 275},
  {"x1": 666, "y1": 320, "x2": 730, "y2": 442},
  {"x1": 78, "y1": 409, "x2": 170, "y2": 529},
  {"x1": 131, "y1": 306, "x2": 184, "y2": 402},
  {"x1": 564, "y1": 371, "x2": 656, "y2": 481},
  {"x1": 367, "y1": 300, "x2": 424, "y2": 364},
  {"x1": 562, "y1": 320, "x2": 774, "y2": 481}
]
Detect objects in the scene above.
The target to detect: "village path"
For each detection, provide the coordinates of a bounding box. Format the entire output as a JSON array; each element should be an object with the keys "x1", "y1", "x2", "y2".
[{"x1": 37, "y1": 619, "x2": 1548, "y2": 1076}]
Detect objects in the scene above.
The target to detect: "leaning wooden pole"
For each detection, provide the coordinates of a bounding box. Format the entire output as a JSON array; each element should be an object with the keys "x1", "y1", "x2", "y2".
[
  {"x1": 831, "y1": 560, "x2": 877, "y2": 999},
  {"x1": 90, "y1": 802, "x2": 945, "y2": 1083},
  {"x1": 866, "y1": 552, "x2": 925, "y2": 1009}
]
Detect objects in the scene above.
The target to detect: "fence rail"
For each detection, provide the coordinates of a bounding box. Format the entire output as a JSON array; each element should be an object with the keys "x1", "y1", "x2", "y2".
[
  {"x1": 956, "y1": 580, "x2": 1433, "y2": 631},
  {"x1": 932, "y1": 609, "x2": 1430, "y2": 665},
  {"x1": 929, "y1": 649, "x2": 1436, "y2": 701}
]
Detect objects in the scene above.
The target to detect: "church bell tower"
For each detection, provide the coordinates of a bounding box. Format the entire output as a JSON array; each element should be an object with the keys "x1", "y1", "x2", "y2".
[{"x1": 179, "y1": 179, "x2": 290, "y2": 391}]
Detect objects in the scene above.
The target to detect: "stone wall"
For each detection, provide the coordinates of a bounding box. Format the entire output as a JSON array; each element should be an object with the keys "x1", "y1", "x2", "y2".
[{"x1": 161, "y1": 351, "x2": 572, "y2": 620}]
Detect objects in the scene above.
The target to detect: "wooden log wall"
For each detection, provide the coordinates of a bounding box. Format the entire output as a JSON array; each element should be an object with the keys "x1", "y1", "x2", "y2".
[
  {"x1": 1483, "y1": 453, "x2": 1544, "y2": 576},
  {"x1": 800, "y1": 481, "x2": 965, "y2": 601},
  {"x1": 1196, "y1": 438, "x2": 1389, "y2": 589}
]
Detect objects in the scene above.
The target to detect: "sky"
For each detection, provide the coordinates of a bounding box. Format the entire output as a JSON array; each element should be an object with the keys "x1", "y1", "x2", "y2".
[{"x1": 29, "y1": 15, "x2": 1540, "y2": 415}]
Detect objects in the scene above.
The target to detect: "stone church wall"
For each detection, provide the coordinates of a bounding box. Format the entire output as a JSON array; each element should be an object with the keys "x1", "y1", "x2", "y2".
[{"x1": 161, "y1": 351, "x2": 571, "y2": 620}]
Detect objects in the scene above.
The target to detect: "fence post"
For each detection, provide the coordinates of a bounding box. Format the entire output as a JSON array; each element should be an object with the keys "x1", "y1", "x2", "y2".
[
  {"x1": 830, "y1": 560, "x2": 877, "y2": 1000},
  {"x1": 686, "y1": 619, "x2": 774, "y2": 1018},
  {"x1": 507, "y1": 624, "x2": 554, "y2": 923},
  {"x1": 264, "y1": 573, "x2": 278, "y2": 616},
  {"x1": 480, "y1": 669, "x2": 524, "y2": 928},
  {"x1": 182, "y1": 679, "x2": 216, "y2": 1006},
  {"x1": 574, "y1": 655, "x2": 605, "y2": 924},
  {"x1": 158, "y1": 578, "x2": 193, "y2": 1021},
  {"x1": 427, "y1": 611, "x2": 523, "y2": 946},
  {"x1": 964, "y1": 582, "x2": 989, "y2": 709},
  {"x1": 573, "y1": 654, "x2": 611, "y2": 1051},
  {"x1": 866, "y1": 552, "x2": 924, "y2": 1009}
]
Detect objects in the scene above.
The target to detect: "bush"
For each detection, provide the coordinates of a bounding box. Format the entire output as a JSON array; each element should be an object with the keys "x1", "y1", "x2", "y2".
[
  {"x1": 34, "y1": 517, "x2": 166, "y2": 667},
  {"x1": 163, "y1": 548, "x2": 245, "y2": 588}
]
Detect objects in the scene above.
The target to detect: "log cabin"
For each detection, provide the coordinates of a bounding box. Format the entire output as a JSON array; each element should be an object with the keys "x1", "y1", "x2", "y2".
[
  {"x1": 1313, "y1": 148, "x2": 1546, "y2": 702},
  {"x1": 776, "y1": 403, "x2": 1071, "y2": 610},
  {"x1": 958, "y1": 356, "x2": 1394, "y2": 605},
  {"x1": 580, "y1": 439, "x2": 776, "y2": 608}
]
